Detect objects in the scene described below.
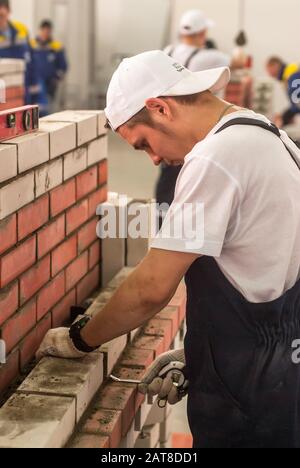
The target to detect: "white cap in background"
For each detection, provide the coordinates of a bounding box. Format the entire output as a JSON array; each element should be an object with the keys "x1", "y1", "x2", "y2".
[
  {"x1": 105, "y1": 50, "x2": 230, "y2": 131},
  {"x1": 179, "y1": 9, "x2": 215, "y2": 36}
]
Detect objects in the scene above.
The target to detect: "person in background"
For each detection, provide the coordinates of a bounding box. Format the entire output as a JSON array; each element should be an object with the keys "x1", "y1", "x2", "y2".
[
  {"x1": 157, "y1": 10, "x2": 231, "y2": 225},
  {"x1": 0, "y1": 0, "x2": 40, "y2": 105},
  {"x1": 31, "y1": 20, "x2": 68, "y2": 116},
  {"x1": 267, "y1": 56, "x2": 300, "y2": 128},
  {"x1": 165, "y1": 10, "x2": 230, "y2": 73}
]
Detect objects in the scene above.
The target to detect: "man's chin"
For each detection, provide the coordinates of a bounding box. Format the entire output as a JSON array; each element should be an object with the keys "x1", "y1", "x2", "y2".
[{"x1": 164, "y1": 161, "x2": 184, "y2": 167}]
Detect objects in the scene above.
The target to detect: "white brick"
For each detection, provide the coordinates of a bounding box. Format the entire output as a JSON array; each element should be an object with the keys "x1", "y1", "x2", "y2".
[
  {"x1": 42, "y1": 111, "x2": 97, "y2": 146},
  {"x1": 0, "y1": 58, "x2": 25, "y2": 74},
  {"x1": 2, "y1": 73, "x2": 24, "y2": 87},
  {"x1": 4, "y1": 131, "x2": 49, "y2": 174},
  {"x1": 0, "y1": 393, "x2": 75, "y2": 448},
  {"x1": 76, "y1": 110, "x2": 107, "y2": 136},
  {"x1": 160, "y1": 414, "x2": 172, "y2": 443},
  {"x1": 100, "y1": 335, "x2": 128, "y2": 378},
  {"x1": 64, "y1": 147, "x2": 87, "y2": 181},
  {"x1": 145, "y1": 400, "x2": 168, "y2": 426},
  {"x1": 39, "y1": 121, "x2": 76, "y2": 159},
  {"x1": 0, "y1": 172, "x2": 34, "y2": 220},
  {"x1": 0, "y1": 144, "x2": 17, "y2": 183},
  {"x1": 87, "y1": 136, "x2": 107, "y2": 167},
  {"x1": 135, "y1": 400, "x2": 153, "y2": 432},
  {"x1": 35, "y1": 158, "x2": 63, "y2": 197},
  {"x1": 127, "y1": 201, "x2": 151, "y2": 267},
  {"x1": 18, "y1": 354, "x2": 104, "y2": 423},
  {"x1": 135, "y1": 424, "x2": 160, "y2": 449}
]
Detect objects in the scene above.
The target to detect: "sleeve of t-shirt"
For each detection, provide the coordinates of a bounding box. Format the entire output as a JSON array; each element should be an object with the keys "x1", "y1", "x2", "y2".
[{"x1": 151, "y1": 153, "x2": 242, "y2": 257}]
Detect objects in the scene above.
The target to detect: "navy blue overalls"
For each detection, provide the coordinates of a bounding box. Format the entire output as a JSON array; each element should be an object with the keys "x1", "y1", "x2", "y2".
[{"x1": 184, "y1": 118, "x2": 300, "y2": 448}]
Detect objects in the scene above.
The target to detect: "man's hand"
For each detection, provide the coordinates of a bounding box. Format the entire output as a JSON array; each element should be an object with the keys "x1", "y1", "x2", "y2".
[
  {"x1": 138, "y1": 349, "x2": 188, "y2": 405},
  {"x1": 36, "y1": 328, "x2": 87, "y2": 361}
]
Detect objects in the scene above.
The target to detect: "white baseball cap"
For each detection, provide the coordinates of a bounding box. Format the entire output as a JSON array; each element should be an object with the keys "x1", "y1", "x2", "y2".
[
  {"x1": 179, "y1": 9, "x2": 215, "y2": 35},
  {"x1": 105, "y1": 50, "x2": 230, "y2": 131}
]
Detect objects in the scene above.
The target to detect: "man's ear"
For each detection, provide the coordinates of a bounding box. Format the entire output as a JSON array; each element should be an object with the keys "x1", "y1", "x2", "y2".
[{"x1": 145, "y1": 97, "x2": 172, "y2": 120}]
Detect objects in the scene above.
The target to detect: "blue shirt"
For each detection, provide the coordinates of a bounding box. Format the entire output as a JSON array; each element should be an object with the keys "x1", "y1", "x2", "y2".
[{"x1": 0, "y1": 20, "x2": 39, "y2": 104}]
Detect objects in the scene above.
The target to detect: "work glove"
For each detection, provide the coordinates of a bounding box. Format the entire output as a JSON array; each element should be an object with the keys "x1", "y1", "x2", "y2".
[
  {"x1": 36, "y1": 327, "x2": 87, "y2": 361},
  {"x1": 138, "y1": 349, "x2": 188, "y2": 405}
]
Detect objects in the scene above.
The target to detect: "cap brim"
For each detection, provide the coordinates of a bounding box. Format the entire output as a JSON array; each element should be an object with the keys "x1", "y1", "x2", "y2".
[
  {"x1": 179, "y1": 18, "x2": 215, "y2": 35},
  {"x1": 163, "y1": 67, "x2": 230, "y2": 97}
]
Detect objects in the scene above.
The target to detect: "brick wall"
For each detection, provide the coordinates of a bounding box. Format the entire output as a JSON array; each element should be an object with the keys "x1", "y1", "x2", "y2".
[
  {"x1": 0, "y1": 60, "x2": 25, "y2": 110},
  {"x1": 0, "y1": 110, "x2": 108, "y2": 397}
]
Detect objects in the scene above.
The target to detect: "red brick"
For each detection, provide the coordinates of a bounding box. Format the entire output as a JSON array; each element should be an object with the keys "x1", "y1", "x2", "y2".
[
  {"x1": 0, "y1": 350, "x2": 19, "y2": 397},
  {"x1": 89, "y1": 241, "x2": 101, "y2": 269},
  {"x1": 6, "y1": 86, "x2": 25, "y2": 99},
  {"x1": 0, "y1": 236, "x2": 36, "y2": 288},
  {"x1": 66, "y1": 200, "x2": 89, "y2": 235},
  {"x1": 81, "y1": 408, "x2": 122, "y2": 448},
  {"x1": 133, "y1": 335, "x2": 165, "y2": 359},
  {"x1": 19, "y1": 314, "x2": 51, "y2": 368},
  {"x1": 78, "y1": 218, "x2": 98, "y2": 254},
  {"x1": 98, "y1": 160, "x2": 108, "y2": 186},
  {"x1": 66, "y1": 252, "x2": 88, "y2": 291},
  {"x1": 120, "y1": 347, "x2": 154, "y2": 370},
  {"x1": 0, "y1": 282, "x2": 18, "y2": 327},
  {"x1": 157, "y1": 305, "x2": 180, "y2": 340},
  {"x1": 88, "y1": 187, "x2": 108, "y2": 218},
  {"x1": 37, "y1": 215, "x2": 65, "y2": 259},
  {"x1": 70, "y1": 435, "x2": 110, "y2": 449},
  {"x1": 51, "y1": 235, "x2": 77, "y2": 277},
  {"x1": 112, "y1": 367, "x2": 146, "y2": 412},
  {"x1": 93, "y1": 383, "x2": 136, "y2": 437},
  {"x1": 52, "y1": 289, "x2": 76, "y2": 328},
  {"x1": 76, "y1": 166, "x2": 98, "y2": 200},
  {"x1": 20, "y1": 256, "x2": 50, "y2": 305},
  {"x1": 0, "y1": 215, "x2": 17, "y2": 255},
  {"x1": 76, "y1": 265, "x2": 100, "y2": 305},
  {"x1": 37, "y1": 272, "x2": 65, "y2": 320},
  {"x1": 1, "y1": 300, "x2": 36, "y2": 354},
  {"x1": 18, "y1": 194, "x2": 49, "y2": 241},
  {"x1": 50, "y1": 179, "x2": 76, "y2": 217},
  {"x1": 143, "y1": 319, "x2": 173, "y2": 351}
]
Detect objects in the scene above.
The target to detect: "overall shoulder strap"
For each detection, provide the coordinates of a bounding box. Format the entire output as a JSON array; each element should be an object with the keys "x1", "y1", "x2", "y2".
[
  {"x1": 167, "y1": 46, "x2": 175, "y2": 58},
  {"x1": 215, "y1": 117, "x2": 300, "y2": 171},
  {"x1": 184, "y1": 48, "x2": 201, "y2": 69}
]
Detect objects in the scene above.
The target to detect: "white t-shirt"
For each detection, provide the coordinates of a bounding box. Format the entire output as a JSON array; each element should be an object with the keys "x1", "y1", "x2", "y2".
[
  {"x1": 164, "y1": 43, "x2": 231, "y2": 72},
  {"x1": 152, "y1": 110, "x2": 300, "y2": 303}
]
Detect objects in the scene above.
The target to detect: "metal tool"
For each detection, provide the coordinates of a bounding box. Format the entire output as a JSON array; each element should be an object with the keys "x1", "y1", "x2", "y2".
[{"x1": 110, "y1": 361, "x2": 188, "y2": 408}]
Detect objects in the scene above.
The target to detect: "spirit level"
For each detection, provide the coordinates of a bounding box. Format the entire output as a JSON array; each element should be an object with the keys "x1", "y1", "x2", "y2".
[{"x1": 0, "y1": 105, "x2": 39, "y2": 141}]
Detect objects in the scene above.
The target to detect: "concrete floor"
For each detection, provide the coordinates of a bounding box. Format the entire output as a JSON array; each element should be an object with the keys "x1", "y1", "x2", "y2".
[
  {"x1": 108, "y1": 132, "x2": 159, "y2": 200},
  {"x1": 108, "y1": 132, "x2": 192, "y2": 447}
]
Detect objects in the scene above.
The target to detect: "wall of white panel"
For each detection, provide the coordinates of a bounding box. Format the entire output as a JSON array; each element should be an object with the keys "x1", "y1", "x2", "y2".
[{"x1": 10, "y1": 0, "x2": 35, "y2": 33}]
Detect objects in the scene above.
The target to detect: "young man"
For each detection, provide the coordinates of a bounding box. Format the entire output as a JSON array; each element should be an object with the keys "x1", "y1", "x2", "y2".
[
  {"x1": 38, "y1": 51, "x2": 300, "y2": 448},
  {"x1": 0, "y1": 0, "x2": 40, "y2": 104},
  {"x1": 267, "y1": 56, "x2": 300, "y2": 127},
  {"x1": 31, "y1": 20, "x2": 68, "y2": 115}
]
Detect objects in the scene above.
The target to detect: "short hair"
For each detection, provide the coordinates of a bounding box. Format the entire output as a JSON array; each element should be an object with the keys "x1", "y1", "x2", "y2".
[
  {"x1": 40, "y1": 19, "x2": 53, "y2": 30},
  {"x1": 105, "y1": 92, "x2": 206, "y2": 130},
  {"x1": 267, "y1": 56, "x2": 284, "y2": 67},
  {"x1": 0, "y1": 0, "x2": 10, "y2": 9}
]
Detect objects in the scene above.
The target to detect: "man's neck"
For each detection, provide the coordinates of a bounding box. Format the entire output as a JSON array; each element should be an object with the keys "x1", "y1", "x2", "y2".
[
  {"x1": 187, "y1": 96, "x2": 242, "y2": 145},
  {"x1": 0, "y1": 20, "x2": 9, "y2": 32},
  {"x1": 181, "y1": 37, "x2": 204, "y2": 49}
]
